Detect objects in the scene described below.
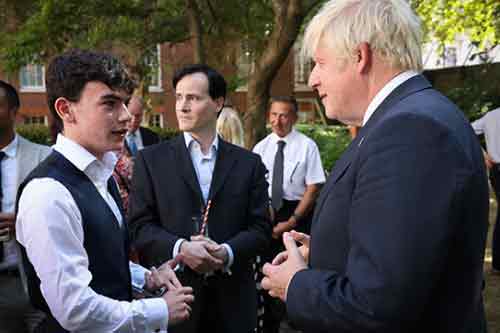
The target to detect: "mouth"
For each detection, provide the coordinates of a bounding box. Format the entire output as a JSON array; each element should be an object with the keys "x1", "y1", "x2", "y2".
[
  {"x1": 318, "y1": 93, "x2": 326, "y2": 101},
  {"x1": 112, "y1": 129, "x2": 128, "y2": 138}
]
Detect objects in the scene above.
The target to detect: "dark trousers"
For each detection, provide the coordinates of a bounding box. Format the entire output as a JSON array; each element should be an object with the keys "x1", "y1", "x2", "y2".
[
  {"x1": 170, "y1": 270, "x2": 256, "y2": 333},
  {"x1": 261, "y1": 200, "x2": 312, "y2": 333},
  {"x1": 0, "y1": 270, "x2": 45, "y2": 333},
  {"x1": 490, "y1": 165, "x2": 500, "y2": 270}
]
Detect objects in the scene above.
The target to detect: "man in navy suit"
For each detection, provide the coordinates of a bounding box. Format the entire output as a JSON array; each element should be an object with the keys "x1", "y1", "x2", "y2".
[{"x1": 262, "y1": 1, "x2": 489, "y2": 332}]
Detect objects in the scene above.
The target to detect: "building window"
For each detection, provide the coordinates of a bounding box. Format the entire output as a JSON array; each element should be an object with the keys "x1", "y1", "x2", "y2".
[
  {"x1": 147, "y1": 44, "x2": 162, "y2": 92},
  {"x1": 236, "y1": 40, "x2": 255, "y2": 91},
  {"x1": 19, "y1": 64, "x2": 45, "y2": 92},
  {"x1": 24, "y1": 116, "x2": 47, "y2": 125},
  {"x1": 148, "y1": 113, "x2": 163, "y2": 128},
  {"x1": 294, "y1": 43, "x2": 312, "y2": 89},
  {"x1": 443, "y1": 46, "x2": 457, "y2": 67}
]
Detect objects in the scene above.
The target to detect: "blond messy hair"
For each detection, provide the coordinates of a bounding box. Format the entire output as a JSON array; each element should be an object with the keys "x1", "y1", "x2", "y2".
[
  {"x1": 216, "y1": 107, "x2": 245, "y2": 147},
  {"x1": 302, "y1": 0, "x2": 423, "y2": 72}
]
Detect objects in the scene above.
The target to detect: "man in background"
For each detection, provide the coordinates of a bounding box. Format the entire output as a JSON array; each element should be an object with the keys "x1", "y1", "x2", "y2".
[
  {"x1": 253, "y1": 96, "x2": 324, "y2": 333},
  {"x1": 126, "y1": 95, "x2": 160, "y2": 156},
  {"x1": 472, "y1": 107, "x2": 500, "y2": 274},
  {"x1": 0, "y1": 80, "x2": 50, "y2": 333}
]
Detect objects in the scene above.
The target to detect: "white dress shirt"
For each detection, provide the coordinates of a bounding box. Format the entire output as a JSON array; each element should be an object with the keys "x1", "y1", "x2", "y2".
[
  {"x1": 16, "y1": 134, "x2": 168, "y2": 333},
  {"x1": 472, "y1": 107, "x2": 500, "y2": 163},
  {"x1": 0, "y1": 135, "x2": 19, "y2": 269},
  {"x1": 362, "y1": 70, "x2": 420, "y2": 126},
  {"x1": 172, "y1": 133, "x2": 234, "y2": 272},
  {"x1": 253, "y1": 129, "x2": 325, "y2": 200}
]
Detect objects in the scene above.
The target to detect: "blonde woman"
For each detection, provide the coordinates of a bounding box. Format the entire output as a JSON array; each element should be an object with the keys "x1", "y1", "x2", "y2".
[{"x1": 216, "y1": 106, "x2": 245, "y2": 147}]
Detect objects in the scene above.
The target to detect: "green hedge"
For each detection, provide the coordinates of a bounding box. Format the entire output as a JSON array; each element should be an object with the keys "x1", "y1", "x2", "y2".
[
  {"x1": 16, "y1": 124, "x2": 52, "y2": 145},
  {"x1": 295, "y1": 124, "x2": 351, "y2": 172}
]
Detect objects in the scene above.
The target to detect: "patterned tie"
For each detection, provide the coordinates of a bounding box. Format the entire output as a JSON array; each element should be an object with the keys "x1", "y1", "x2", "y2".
[
  {"x1": 0, "y1": 151, "x2": 5, "y2": 261},
  {"x1": 271, "y1": 140, "x2": 286, "y2": 211},
  {"x1": 127, "y1": 133, "x2": 138, "y2": 156}
]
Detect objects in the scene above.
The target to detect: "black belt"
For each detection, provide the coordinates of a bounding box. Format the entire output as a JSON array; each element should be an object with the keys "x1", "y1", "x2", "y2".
[{"x1": 0, "y1": 268, "x2": 20, "y2": 277}]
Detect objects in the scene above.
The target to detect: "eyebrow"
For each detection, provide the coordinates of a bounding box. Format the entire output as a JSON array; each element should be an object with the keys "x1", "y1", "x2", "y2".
[{"x1": 100, "y1": 93, "x2": 127, "y2": 103}]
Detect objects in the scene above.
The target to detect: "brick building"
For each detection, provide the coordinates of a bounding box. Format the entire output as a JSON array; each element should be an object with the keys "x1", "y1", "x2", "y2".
[{"x1": 0, "y1": 41, "x2": 320, "y2": 129}]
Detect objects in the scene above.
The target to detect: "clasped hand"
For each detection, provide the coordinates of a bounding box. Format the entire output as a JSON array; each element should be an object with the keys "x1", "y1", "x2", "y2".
[{"x1": 179, "y1": 235, "x2": 228, "y2": 274}]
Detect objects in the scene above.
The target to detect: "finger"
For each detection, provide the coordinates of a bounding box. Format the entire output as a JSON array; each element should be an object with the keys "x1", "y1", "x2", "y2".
[
  {"x1": 283, "y1": 232, "x2": 301, "y2": 255},
  {"x1": 290, "y1": 230, "x2": 310, "y2": 246},
  {"x1": 167, "y1": 254, "x2": 184, "y2": 269},
  {"x1": 261, "y1": 277, "x2": 271, "y2": 291},
  {"x1": 271, "y1": 251, "x2": 288, "y2": 265},
  {"x1": 262, "y1": 263, "x2": 277, "y2": 277},
  {"x1": 190, "y1": 235, "x2": 205, "y2": 242},
  {"x1": 183, "y1": 294, "x2": 195, "y2": 304},
  {"x1": 203, "y1": 242, "x2": 221, "y2": 252}
]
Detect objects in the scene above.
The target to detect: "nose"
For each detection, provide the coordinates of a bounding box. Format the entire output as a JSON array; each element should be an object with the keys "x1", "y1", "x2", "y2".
[
  {"x1": 308, "y1": 64, "x2": 319, "y2": 89},
  {"x1": 120, "y1": 102, "x2": 132, "y2": 122},
  {"x1": 176, "y1": 96, "x2": 190, "y2": 113}
]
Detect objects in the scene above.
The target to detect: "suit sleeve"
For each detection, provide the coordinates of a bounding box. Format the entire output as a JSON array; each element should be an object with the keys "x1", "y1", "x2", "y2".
[
  {"x1": 128, "y1": 151, "x2": 179, "y2": 267},
  {"x1": 286, "y1": 114, "x2": 476, "y2": 332},
  {"x1": 225, "y1": 156, "x2": 272, "y2": 266}
]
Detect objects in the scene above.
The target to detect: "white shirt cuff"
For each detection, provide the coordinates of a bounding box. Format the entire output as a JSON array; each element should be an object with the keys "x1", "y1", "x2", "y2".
[
  {"x1": 221, "y1": 243, "x2": 234, "y2": 273},
  {"x1": 130, "y1": 261, "x2": 149, "y2": 291},
  {"x1": 143, "y1": 297, "x2": 169, "y2": 331},
  {"x1": 173, "y1": 238, "x2": 186, "y2": 271}
]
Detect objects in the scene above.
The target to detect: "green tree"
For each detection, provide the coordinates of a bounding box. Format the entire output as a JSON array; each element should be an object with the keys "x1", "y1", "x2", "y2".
[{"x1": 413, "y1": 0, "x2": 500, "y2": 52}]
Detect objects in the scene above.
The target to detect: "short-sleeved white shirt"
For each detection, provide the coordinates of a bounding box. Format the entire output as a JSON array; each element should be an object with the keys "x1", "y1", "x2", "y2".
[
  {"x1": 253, "y1": 129, "x2": 325, "y2": 201},
  {"x1": 472, "y1": 107, "x2": 500, "y2": 163}
]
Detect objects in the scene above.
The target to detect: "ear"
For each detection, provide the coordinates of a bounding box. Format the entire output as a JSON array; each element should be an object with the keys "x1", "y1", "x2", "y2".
[
  {"x1": 54, "y1": 97, "x2": 76, "y2": 124},
  {"x1": 356, "y1": 42, "x2": 372, "y2": 74},
  {"x1": 214, "y1": 97, "x2": 225, "y2": 113}
]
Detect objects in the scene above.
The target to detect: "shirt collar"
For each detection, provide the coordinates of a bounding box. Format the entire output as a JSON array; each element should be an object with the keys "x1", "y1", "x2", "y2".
[
  {"x1": 2, "y1": 134, "x2": 18, "y2": 158},
  {"x1": 269, "y1": 128, "x2": 296, "y2": 145},
  {"x1": 54, "y1": 134, "x2": 117, "y2": 180},
  {"x1": 362, "y1": 70, "x2": 419, "y2": 126},
  {"x1": 183, "y1": 132, "x2": 219, "y2": 152}
]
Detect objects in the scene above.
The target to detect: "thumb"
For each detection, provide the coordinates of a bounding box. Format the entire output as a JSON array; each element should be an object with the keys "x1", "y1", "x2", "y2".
[
  {"x1": 167, "y1": 254, "x2": 184, "y2": 268},
  {"x1": 282, "y1": 232, "x2": 301, "y2": 257}
]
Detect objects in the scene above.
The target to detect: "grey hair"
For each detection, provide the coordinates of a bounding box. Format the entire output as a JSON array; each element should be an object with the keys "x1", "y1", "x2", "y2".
[{"x1": 302, "y1": 0, "x2": 422, "y2": 71}]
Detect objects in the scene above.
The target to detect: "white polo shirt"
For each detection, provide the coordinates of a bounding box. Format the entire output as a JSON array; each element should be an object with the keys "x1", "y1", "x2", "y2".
[{"x1": 253, "y1": 129, "x2": 325, "y2": 201}]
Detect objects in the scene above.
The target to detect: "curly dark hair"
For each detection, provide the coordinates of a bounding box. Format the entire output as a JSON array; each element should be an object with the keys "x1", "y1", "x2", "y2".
[{"x1": 46, "y1": 49, "x2": 136, "y2": 130}]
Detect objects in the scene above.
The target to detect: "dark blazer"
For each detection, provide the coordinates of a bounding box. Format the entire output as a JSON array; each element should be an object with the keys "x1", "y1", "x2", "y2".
[
  {"x1": 128, "y1": 135, "x2": 271, "y2": 332},
  {"x1": 286, "y1": 75, "x2": 489, "y2": 333},
  {"x1": 139, "y1": 126, "x2": 160, "y2": 146}
]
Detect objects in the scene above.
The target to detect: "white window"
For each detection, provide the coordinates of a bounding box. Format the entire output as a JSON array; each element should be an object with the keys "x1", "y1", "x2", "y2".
[
  {"x1": 19, "y1": 64, "x2": 45, "y2": 92},
  {"x1": 236, "y1": 40, "x2": 255, "y2": 92},
  {"x1": 148, "y1": 113, "x2": 163, "y2": 128},
  {"x1": 294, "y1": 43, "x2": 313, "y2": 90},
  {"x1": 147, "y1": 44, "x2": 162, "y2": 92},
  {"x1": 24, "y1": 116, "x2": 47, "y2": 125},
  {"x1": 443, "y1": 46, "x2": 457, "y2": 67}
]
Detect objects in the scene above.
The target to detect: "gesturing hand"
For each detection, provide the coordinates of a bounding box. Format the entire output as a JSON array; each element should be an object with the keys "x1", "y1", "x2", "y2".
[
  {"x1": 261, "y1": 232, "x2": 307, "y2": 301},
  {"x1": 146, "y1": 255, "x2": 183, "y2": 291},
  {"x1": 179, "y1": 240, "x2": 223, "y2": 274},
  {"x1": 272, "y1": 230, "x2": 310, "y2": 266},
  {"x1": 162, "y1": 286, "x2": 194, "y2": 326}
]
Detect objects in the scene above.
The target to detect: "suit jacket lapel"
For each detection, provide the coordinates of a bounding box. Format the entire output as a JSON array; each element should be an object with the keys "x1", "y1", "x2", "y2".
[
  {"x1": 174, "y1": 136, "x2": 204, "y2": 206},
  {"x1": 208, "y1": 138, "x2": 237, "y2": 201},
  {"x1": 15, "y1": 137, "x2": 33, "y2": 188},
  {"x1": 314, "y1": 75, "x2": 433, "y2": 217}
]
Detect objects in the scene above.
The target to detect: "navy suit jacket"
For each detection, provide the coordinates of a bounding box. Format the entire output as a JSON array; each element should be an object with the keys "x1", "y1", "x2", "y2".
[
  {"x1": 286, "y1": 75, "x2": 489, "y2": 333},
  {"x1": 128, "y1": 135, "x2": 271, "y2": 331},
  {"x1": 139, "y1": 126, "x2": 160, "y2": 146}
]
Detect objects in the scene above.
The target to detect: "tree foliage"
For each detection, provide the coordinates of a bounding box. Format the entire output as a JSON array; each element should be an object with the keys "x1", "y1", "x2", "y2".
[{"x1": 413, "y1": 0, "x2": 500, "y2": 50}]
